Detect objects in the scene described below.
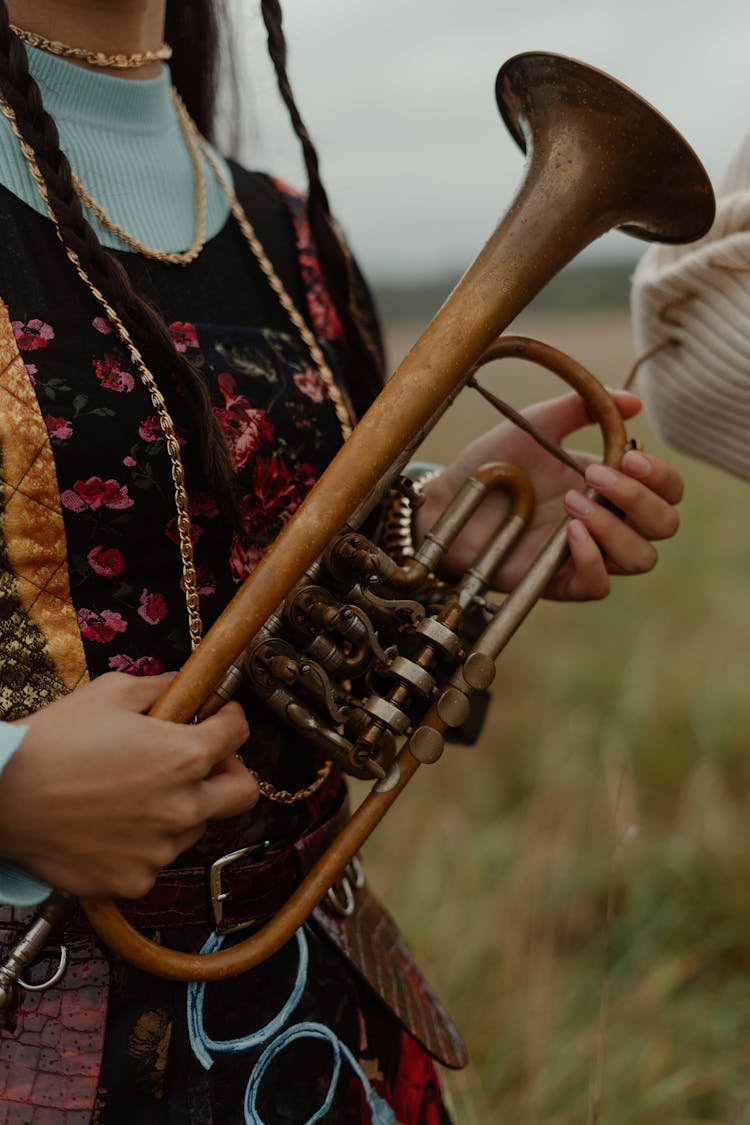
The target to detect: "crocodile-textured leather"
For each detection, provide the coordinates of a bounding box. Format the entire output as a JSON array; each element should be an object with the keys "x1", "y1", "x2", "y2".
[
  {"x1": 0, "y1": 928, "x2": 108, "y2": 1123},
  {"x1": 313, "y1": 885, "x2": 468, "y2": 1071}
]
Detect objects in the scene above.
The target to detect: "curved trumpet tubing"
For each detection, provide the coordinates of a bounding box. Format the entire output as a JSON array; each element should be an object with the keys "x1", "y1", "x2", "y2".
[{"x1": 43, "y1": 54, "x2": 718, "y2": 983}]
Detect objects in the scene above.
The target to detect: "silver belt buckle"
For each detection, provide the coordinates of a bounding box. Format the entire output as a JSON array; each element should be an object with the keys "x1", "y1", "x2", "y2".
[{"x1": 209, "y1": 839, "x2": 270, "y2": 935}]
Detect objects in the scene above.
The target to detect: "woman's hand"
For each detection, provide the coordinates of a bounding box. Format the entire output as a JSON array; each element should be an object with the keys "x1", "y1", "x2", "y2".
[
  {"x1": 415, "y1": 390, "x2": 683, "y2": 601},
  {"x1": 0, "y1": 672, "x2": 257, "y2": 900}
]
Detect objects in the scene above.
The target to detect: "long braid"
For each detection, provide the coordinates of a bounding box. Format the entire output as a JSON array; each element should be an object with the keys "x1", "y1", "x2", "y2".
[
  {"x1": 260, "y1": 0, "x2": 385, "y2": 417},
  {"x1": 0, "y1": 6, "x2": 246, "y2": 533}
]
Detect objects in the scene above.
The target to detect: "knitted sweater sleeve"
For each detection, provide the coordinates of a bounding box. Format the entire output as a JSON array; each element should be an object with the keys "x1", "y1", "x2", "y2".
[
  {"x1": 0, "y1": 724, "x2": 51, "y2": 906},
  {"x1": 631, "y1": 132, "x2": 750, "y2": 481}
]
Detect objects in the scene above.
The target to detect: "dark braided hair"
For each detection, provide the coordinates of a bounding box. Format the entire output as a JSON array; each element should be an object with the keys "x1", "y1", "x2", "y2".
[
  {"x1": 0, "y1": 1, "x2": 246, "y2": 530},
  {"x1": 259, "y1": 0, "x2": 385, "y2": 416}
]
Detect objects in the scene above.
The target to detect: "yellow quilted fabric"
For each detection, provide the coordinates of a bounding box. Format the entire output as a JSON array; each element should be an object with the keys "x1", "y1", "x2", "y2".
[{"x1": 0, "y1": 297, "x2": 88, "y2": 717}]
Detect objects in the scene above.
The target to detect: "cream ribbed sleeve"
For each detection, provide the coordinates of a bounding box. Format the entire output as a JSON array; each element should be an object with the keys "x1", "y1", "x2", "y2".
[{"x1": 631, "y1": 134, "x2": 750, "y2": 480}]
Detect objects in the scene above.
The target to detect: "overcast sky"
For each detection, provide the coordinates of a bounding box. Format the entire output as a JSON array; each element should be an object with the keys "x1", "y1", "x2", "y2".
[{"x1": 228, "y1": 0, "x2": 747, "y2": 283}]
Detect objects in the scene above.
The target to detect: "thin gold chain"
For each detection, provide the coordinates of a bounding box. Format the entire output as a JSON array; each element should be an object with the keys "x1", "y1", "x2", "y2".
[
  {"x1": 0, "y1": 92, "x2": 204, "y2": 649},
  {"x1": 250, "y1": 759, "x2": 333, "y2": 805},
  {"x1": 70, "y1": 92, "x2": 206, "y2": 266},
  {"x1": 10, "y1": 25, "x2": 172, "y2": 69}
]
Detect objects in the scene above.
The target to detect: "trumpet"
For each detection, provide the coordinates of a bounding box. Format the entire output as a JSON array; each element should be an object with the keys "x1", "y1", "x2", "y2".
[{"x1": 0, "y1": 51, "x2": 715, "y2": 997}]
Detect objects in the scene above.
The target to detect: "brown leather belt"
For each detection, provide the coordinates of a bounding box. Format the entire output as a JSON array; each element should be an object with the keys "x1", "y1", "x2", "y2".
[
  {"x1": 0, "y1": 793, "x2": 349, "y2": 940},
  {"x1": 121, "y1": 795, "x2": 349, "y2": 933}
]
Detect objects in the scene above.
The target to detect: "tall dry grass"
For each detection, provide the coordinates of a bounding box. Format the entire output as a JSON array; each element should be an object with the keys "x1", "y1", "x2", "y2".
[{"x1": 357, "y1": 308, "x2": 750, "y2": 1124}]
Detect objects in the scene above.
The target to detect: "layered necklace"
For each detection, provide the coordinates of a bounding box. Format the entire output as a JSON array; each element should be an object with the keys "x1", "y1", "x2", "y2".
[
  {"x1": 10, "y1": 24, "x2": 172, "y2": 69},
  {"x1": 2, "y1": 27, "x2": 352, "y2": 802}
]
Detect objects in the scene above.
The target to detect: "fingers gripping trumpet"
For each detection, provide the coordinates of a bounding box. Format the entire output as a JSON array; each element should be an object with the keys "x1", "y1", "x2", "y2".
[{"x1": 1, "y1": 51, "x2": 715, "y2": 994}]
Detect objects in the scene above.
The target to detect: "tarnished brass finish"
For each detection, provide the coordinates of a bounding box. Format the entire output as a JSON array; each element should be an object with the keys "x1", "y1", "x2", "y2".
[
  {"x1": 462, "y1": 653, "x2": 496, "y2": 692},
  {"x1": 437, "y1": 688, "x2": 473, "y2": 729},
  {"x1": 76, "y1": 53, "x2": 716, "y2": 982},
  {"x1": 409, "y1": 726, "x2": 445, "y2": 765}
]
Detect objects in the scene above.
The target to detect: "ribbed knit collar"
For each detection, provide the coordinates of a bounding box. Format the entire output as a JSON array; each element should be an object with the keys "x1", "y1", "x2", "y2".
[
  {"x1": 27, "y1": 45, "x2": 175, "y2": 134},
  {"x1": 0, "y1": 46, "x2": 232, "y2": 252}
]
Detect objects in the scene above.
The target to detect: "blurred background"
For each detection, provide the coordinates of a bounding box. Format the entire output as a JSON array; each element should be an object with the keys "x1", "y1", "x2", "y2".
[{"x1": 228, "y1": 4, "x2": 750, "y2": 1122}]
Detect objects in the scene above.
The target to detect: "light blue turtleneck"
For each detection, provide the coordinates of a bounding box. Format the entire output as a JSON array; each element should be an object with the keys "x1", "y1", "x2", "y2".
[{"x1": 0, "y1": 45, "x2": 233, "y2": 250}]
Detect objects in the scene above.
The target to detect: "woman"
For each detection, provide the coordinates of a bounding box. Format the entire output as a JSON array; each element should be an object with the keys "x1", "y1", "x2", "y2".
[{"x1": 0, "y1": 2, "x2": 684, "y2": 1121}]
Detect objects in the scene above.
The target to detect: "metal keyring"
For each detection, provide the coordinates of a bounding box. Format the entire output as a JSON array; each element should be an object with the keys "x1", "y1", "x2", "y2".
[
  {"x1": 18, "y1": 945, "x2": 69, "y2": 992},
  {"x1": 326, "y1": 877, "x2": 355, "y2": 917}
]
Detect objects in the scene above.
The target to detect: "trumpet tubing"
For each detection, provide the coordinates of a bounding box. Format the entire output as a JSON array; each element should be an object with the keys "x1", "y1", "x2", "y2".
[{"x1": 77, "y1": 53, "x2": 715, "y2": 981}]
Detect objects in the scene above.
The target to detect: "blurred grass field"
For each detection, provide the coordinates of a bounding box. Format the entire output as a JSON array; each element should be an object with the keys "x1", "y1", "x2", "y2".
[{"x1": 356, "y1": 307, "x2": 750, "y2": 1124}]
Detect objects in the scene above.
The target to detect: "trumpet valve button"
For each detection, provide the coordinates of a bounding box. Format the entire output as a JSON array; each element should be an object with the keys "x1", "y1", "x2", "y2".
[
  {"x1": 409, "y1": 726, "x2": 445, "y2": 764},
  {"x1": 437, "y1": 687, "x2": 471, "y2": 728},
  {"x1": 463, "y1": 652, "x2": 496, "y2": 691}
]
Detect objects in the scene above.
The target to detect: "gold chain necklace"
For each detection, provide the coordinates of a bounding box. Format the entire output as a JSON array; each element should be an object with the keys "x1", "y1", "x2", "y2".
[
  {"x1": 70, "y1": 92, "x2": 206, "y2": 266},
  {"x1": 0, "y1": 90, "x2": 350, "y2": 803},
  {"x1": 10, "y1": 24, "x2": 172, "y2": 69}
]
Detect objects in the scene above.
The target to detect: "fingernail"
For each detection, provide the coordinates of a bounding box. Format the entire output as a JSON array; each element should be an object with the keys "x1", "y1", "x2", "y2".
[
  {"x1": 586, "y1": 464, "x2": 618, "y2": 489},
  {"x1": 565, "y1": 489, "x2": 595, "y2": 515},
  {"x1": 568, "y1": 518, "x2": 589, "y2": 543},
  {"x1": 623, "y1": 451, "x2": 652, "y2": 479}
]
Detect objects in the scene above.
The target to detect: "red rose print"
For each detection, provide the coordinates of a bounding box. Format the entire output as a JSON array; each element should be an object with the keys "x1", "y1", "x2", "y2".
[
  {"x1": 137, "y1": 589, "x2": 168, "y2": 625},
  {"x1": 108, "y1": 654, "x2": 165, "y2": 676},
  {"x1": 139, "y1": 415, "x2": 164, "y2": 443},
  {"x1": 87, "y1": 545, "x2": 125, "y2": 578},
  {"x1": 44, "y1": 415, "x2": 73, "y2": 441},
  {"x1": 93, "y1": 354, "x2": 135, "y2": 393},
  {"x1": 272, "y1": 181, "x2": 343, "y2": 340},
  {"x1": 61, "y1": 477, "x2": 135, "y2": 512},
  {"x1": 12, "y1": 318, "x2": 54, "y2": 350},
  {"x1": 243, "y1": 454, "x2": 316, "y2": 539},
  {"x1": 213, "y1": 372, "x2": 274, "y2": 470},
  {"x1": 293, "y1": 368, "x2": 325, "y2": 404},
  {"x1": 168, "y1": 321, "x2": 199, "y2": 352},
  {"x1": 77, "y1": 607, "x2": 127, "y2": 643},
  {"x1": 92, "y1": 316, "x2": 112, "y2": 335},
  {"x1": 228, "y1": 455, "x2": 316, "y2": 584}
]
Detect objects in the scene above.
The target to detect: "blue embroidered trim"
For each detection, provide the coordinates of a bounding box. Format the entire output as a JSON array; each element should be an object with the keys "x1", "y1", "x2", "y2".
[{"x1": 186, "y1": 926, "x2": 396, "y2": 1125}]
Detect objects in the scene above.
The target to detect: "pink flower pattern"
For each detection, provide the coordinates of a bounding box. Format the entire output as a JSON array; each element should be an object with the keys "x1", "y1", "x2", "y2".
[
  {"x1": 12, "y1": 318, "x2": 54, "y2": 350},
  {"x1": 13, "y1": 186, "x2": 354, "y2": 683},
  {"x1": 168, "y1": 321, "x2": 199, "y2": 352},
  {"x1": 45, "y1": 415, "x2": 73, "y2": 441},
  {"x1": 137, "y1": 589, "x2": 168, "y2": 625},
  {"x1": 61, "y1": 477, "x2": 135, "y2": 512},
  {"x1": 77, "y1": 607, "x2": 127, "y2": 644},
  {"x1": 293, "y1": 368, "x2": 326, "y2": 403},
  {"x1": 87, "y1": 546, "x2": 125, "y2": 578},
  {"x1": 213, "y1": 372, "x2": 274, "y2": 471},
  {"x1": 108, "y1": 654, "x2": 165, "y2": 676},
  {"x1": 93, "y1": 354, "x2": 135, "y2": 393}
]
